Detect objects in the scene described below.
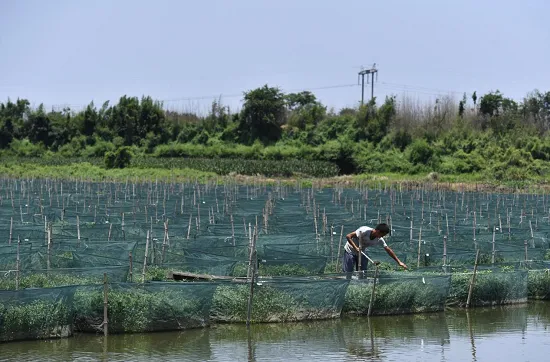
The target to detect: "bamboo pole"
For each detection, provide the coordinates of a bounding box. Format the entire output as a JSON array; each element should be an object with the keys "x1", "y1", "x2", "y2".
[
  {"x1": 247, "y1": 223, "x2": 252, "y2": 278},
  {"x1": 16, "y1": 236, "x2": 20, "y2": 291},
  {"x1": 9, "y1": 217, "x2": 13, "y2": 245},
  {"x1": 47, "y1": 223, "x2": 51, "y2": 272},
  {"x1": 246, "y1": 226, "x2": 258, "y2": 328},
  {"x1": 103, "y1": 273, "x2": 108, "y2": 336},
  {"x1": 491, "y1": 227, "x2": 496, "y2": 265},
  {"x1": 187, "y1": 214, "x2": 192, "y2": 239},
  {"x1": 231, "y1": 214, "x2": 235, "y2": 246},
  {"x1": 440, "y1": 235, "x2": 446, "y2": 268},
  {"x1": 129, "y1": 252, "x2": 133, "y2": 282},
  {"x1": 121, "y1": 213, "x2": 125, "y2": 240},
  {"x1": 417, "y1": 226, "x2": 423, "y2": 268},
  {"x1": 367, "y1": 265, "x2": 379, "y2": 317},
  {"x1": 330, "y1": 225, "x2": 334, "y2": 264},
  {"x1": 142, "y1": 230, "x2": 150, "y2": 283},
  {"x1": 473, "y1": 211, "x2": 477, "y2": 248},
  {"x1": 529, "y1": 220, "x2": 534, "y2": 248},
  {"x1": 77, "y1": 215, "x2": 81, "y2": 245},
  {"x1": 162, "y1": 221, "x2": 168, "y2": 264},
  {"x1": 466, "y1": 249, "x2": 480, "y2": 309},
  {"x1": 336, "y1": 225, "x2": 344, "y2": 273}
]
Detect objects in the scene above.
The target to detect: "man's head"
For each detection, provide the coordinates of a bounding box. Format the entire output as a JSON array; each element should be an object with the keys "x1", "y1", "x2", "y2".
[{"x1": 373, "y1": 223, "x2": 390, "y2": 238}]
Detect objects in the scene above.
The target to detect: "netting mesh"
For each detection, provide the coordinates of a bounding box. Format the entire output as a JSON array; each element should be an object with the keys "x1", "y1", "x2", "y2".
[
  {"x1": 0, "y1": 286, "x2": 76, "y2": 342},
  {"x1": 2, "y1": 179, "x2": 550, "y2": 342},
  {"x1": 344, "y1": 273, "x2": 451, "y2": 315},
  {"x1": 211, "y1": 276, "x2": 350, "y2": 323},
  {"x1": 73, "y1": 282, "x2": 218, "y2": 334}
]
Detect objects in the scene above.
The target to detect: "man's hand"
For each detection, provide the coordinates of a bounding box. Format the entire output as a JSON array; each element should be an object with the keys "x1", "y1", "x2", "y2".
[{"x1": 398, "y1": 261, "x2": 408, "y2": 270}]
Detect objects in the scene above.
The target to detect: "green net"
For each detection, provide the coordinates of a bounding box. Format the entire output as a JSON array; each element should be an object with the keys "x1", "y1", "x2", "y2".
[
  {"x1": 141, "y1": 249, "x2": 240, "y2": 278},
  {"x1": 343, "y1": 272, "x2": 451, "y2": 315},
  {"x1": 74, "y1": 281, "x2": 218, "y2": 334},
  {"x1": 0, "y1": 286, "x2": 76, "y2": 343},
  {"x1": 260, "y1": 247, "x2": 327, "y2": 275},
  {"x1": 4, "y1": 179, "x2": 550, "y2": 343},
  {"x1": 0, "y1": 266, "x2": 129, "y2": 290},
  {"x1": 211, "y1": 276, "x2": 350, "y2": 323},
  {"x1": 447, "y1": 269, "x2": 528, "y2": 307}
]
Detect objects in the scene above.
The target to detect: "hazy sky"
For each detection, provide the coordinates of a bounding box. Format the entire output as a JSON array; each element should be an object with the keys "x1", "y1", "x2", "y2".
[{"x1": 1, "y1": 0, "x2": 548, "y2": 113}]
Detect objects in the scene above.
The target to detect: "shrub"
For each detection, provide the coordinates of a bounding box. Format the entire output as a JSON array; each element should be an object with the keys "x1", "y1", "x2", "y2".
[{"x1": 105, "y1": 146, "x2": 133, "y2": 169}]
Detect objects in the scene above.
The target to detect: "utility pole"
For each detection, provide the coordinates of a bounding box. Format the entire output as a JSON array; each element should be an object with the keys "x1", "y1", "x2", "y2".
[{"x1": 358, "y1": 63, "x2": 378, "y2": 105}]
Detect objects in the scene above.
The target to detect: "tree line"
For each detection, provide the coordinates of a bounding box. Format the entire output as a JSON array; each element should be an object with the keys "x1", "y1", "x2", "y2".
[{"x1": 1, "y1": 85, "x2": 549, "y2": 180}]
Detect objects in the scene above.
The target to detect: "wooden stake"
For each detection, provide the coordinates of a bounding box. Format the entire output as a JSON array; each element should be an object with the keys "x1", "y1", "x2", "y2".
[
  {"x1": 336, "y1": 225, "x2": 344, "y2": 273},
  {"x1": 9, "y1": 217, "x2": 13, "y2": 245},
  {"x1": 129, "y1": 252, "x2": 133, "y2": 282},
  {"x1": 142, "y1": 230, "x2": 150, "y2": 283},
  {"x1": 367, "y1": 265, "x2": 379, "y2": 317},
  {"x1": 77, "y1": 215, "x2": 81, "y2": 245},
  {"x1": 466, "y1": 249, "x2": 480, "y2": 308},
  {"x1": 443, "y1": 235, "x2": 447, "y2": 266},
  {"x1": 16, "y1": 236, "x2": 20, "y2": 291},
  {"x1": 103, "y1": 273, "x2": 108, "y2": 336},
  {"x1": 246, "y1": 226, "x2": 258, "y2": 327},
  {"x1": 417, "y1": 226, "x2": 423, "y2": 268}
]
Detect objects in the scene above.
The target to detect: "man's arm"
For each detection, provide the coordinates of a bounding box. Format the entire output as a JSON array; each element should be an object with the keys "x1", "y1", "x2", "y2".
[
  {"x1": 346, "y1": 231, "x2": 360, "y2": 252},
  {"x1": 384, "y1": 246, "x2": 408, "y2": 269}
]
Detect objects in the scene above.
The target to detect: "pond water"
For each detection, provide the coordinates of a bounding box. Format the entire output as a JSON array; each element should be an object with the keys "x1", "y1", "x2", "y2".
[{"x1": 1, "y1": 302, "x2": 550, "y2": 361}]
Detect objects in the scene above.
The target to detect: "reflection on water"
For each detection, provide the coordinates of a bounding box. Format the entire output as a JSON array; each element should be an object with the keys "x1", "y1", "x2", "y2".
[{"x1": 1, "y1": 302, "x2": 550, "y2": 362}]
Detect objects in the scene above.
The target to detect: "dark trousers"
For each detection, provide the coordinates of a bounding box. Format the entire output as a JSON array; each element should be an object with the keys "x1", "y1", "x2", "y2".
[{"x1": 342, "y1": 251, "x2": 368, "y2": 273}]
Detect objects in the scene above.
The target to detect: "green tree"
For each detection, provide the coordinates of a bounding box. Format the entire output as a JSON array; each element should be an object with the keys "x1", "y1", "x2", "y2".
[
  {"x1": 286, "y1": 92, "x2": 326, "y2": 130},
  {"x1": 458, "y1": 93, "x2": 467, "y2": 118},
  {"x1": 111, "y1": 96, "x2": 140, "y2": 145},
  {"x1": 523, "y1": 90, "x2": 550, "y2": 132},
  {"x1": 27, "y1": 105, "x2": 53, "y2": 147},
  {"x1": 285, "y1": 91, "x2": 317, "y2": 110},
  {"x1": 479, "y1": 91, "x2": 504, "y2": 117},
  {"x1": 49, "y1": 107, "x2": 79, "y2": 151},
  {"x1": 358, "y1": 96, "x2": 396, "y2": 143},
  {"x1": 239, "y1": 85, "x2": 286, "y2": 145},
  {"x1": 203, "y1": 99, "x2": 230, "y2": 133},
  {"x1": 82, "y1": 102, "x2": 98, "y2": 137}
]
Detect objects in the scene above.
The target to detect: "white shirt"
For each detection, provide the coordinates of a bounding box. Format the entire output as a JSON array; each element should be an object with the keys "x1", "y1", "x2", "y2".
[{"x1": 344, "y1": 226, "x2": 388, "y2": 255}]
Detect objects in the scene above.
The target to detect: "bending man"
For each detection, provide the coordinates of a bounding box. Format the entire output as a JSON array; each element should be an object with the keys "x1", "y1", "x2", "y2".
[{"x1": 342, "y1": 223, "x2": 408, "y2": 272}]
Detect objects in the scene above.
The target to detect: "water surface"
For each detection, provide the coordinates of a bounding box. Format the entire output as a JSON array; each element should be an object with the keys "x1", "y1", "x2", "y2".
[{"x1": 1, "y1": 302, "x2": 550, "y2": 361}]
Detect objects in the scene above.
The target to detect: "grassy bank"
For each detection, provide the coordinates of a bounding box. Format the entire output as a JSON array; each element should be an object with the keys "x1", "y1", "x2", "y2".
[{"x1": 2, "y1": 157, "x2": 550, "y2": 192}]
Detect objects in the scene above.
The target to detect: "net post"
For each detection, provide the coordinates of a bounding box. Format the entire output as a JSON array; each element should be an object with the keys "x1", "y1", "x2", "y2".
[
  {"x1": 466, "y1": 249, "x2": 480, "y2": 308},
  {"x1": 103, "y1": 272, "x2": 108, "y2": 336}
]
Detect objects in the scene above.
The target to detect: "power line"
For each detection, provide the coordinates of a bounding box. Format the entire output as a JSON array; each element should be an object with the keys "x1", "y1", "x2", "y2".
[
  {"x1": 162, "y1": 83, "x2": 360, "y2": 103},
  {"x1": 27, "y1": 80, "x2": 472, "y2": 111}
]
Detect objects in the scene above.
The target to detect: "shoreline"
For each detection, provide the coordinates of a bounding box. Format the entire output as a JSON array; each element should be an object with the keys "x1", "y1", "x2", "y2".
[{"x1": 1, "y1": 161, "x2": 549, "y2": 193}]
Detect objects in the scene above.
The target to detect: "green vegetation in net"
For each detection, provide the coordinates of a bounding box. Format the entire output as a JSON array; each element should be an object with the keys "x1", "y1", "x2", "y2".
[
  {"x1": 0, "y1": 267, "x2": 129, "y2": 290},
  {"x1": 258, "y1": 263, "x2": 312, "y2": 276},
  {"x1": 447, "y1": 270, "x2": 528, "y2": 307},
  {"x1": 211, "y1": 277, "x2": 349, "y2": 323},
  {"x1": 343, "y1": 274, "x2": 451, "y2": 315},
  {"x1": 73, "y1": 282, "x2": 217, "y2": 334},
  {"x1": 527, "y1": 270, "x2": 550, "y2": 300},
  {"x1": 0, "y1": 286, "x2": 76, "y2": 343}
]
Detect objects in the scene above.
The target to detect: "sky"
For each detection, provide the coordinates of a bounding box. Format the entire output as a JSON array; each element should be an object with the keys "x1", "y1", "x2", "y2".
[{"x1": 1, "y1": 0, "x2": 549, "y2": 114}]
